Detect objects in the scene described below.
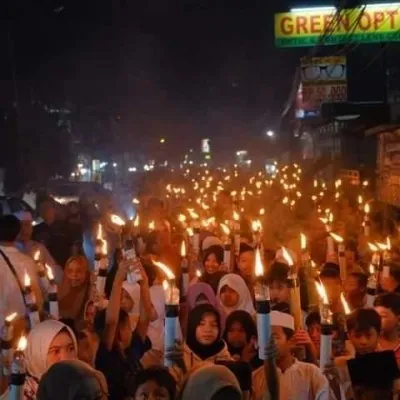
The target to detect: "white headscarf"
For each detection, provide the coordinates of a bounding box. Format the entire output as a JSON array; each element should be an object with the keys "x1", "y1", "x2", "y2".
[
  {"x1": 217, "y1": 274, "x2": 255, "y2": 316},
  {"x1": 25, "y1": 320, "x2": 78, "y2": 380},
  {"x1": 122, "y1": 281, "x2": 141, "y2": 315}
]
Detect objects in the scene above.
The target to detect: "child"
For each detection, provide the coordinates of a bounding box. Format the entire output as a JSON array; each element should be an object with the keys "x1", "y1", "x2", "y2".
[
  {"x1": 217, "y1": 274, "x2": 255, "y2": 317},
  {"x1": 94, "y1": 259, "x2": 151, "y2": 400},
  {"x1": 199, "y1": 245, "x2": 226, "y2": 293},
  {"x1": 374, "y1": 292, "x2": 400, "y2": 363},
  {"x1": 266, "y1": 262, "x2": 291, "y2": 306},
  {"x1": 184, "y1": 303, "x2": 231, "y2": 370},
  {"x1": 131, "y1": 366, "x2": 177, "y2": 400},
  {"x1": 252, "y1": 311, "x2": 329, "y2": 400},
  {"x1": 344, "y1": 272, "x2": 369, "y2": 310},
  {"x1": 223, "y1": 310, "x2": 262, "y2": 370},
  {"x1": 236, "y1": 243, "x2": 255, "y2": 286}
]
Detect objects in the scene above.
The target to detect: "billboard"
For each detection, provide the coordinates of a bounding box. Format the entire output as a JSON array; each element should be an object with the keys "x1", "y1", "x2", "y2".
[
  {"x1": 295, "y1": 56, "x2": 347, "y2": 119},
  {"x1": 275, "y1": 5, "x2": 400, "y2": 48}
]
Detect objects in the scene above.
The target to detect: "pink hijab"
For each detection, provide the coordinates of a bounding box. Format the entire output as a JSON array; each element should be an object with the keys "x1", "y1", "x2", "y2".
[{"x1": 187, "y1": 282, "x2": 220, "y2": 312}]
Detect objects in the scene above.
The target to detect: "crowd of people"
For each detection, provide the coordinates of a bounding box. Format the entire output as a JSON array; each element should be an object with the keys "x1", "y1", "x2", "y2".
[{"x1": 1, "y1": 164, "x2": 400, "y2": 400}]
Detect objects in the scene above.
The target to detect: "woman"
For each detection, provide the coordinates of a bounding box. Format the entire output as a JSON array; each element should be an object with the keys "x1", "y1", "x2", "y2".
[
  {"x1": 183, "y1": 303, "x2": 231, "y2": 370},
  {"x1": 181, "y1": 363, "x2": 242, "y2": 400},
  {"x1": 1, "y1": 320, "x2": 78, "y2": 399},
  {"x1": 59, "y1": 255, "x2": 91, "y2": 325},
  {"x1": 37, "y1": 360, "x2": 108, "y2": 400},
  {"x1": 217, "y1": 274, "x2": 255, "y2": 317},
  {"x1": 200, "y1": 245, "x2": 226, "y2": 293}
]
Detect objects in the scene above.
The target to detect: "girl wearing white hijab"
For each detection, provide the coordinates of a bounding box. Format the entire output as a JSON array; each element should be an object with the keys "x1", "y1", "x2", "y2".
[
  {"x1": 217, "y1": 274, "x2": 256, "y2": 317},
  {"x1": 0, "y1": 320, "x2": 78, "y2": 400}
]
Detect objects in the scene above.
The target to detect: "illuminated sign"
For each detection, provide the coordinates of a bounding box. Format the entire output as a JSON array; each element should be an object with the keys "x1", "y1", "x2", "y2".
[{"x1": 275, "y1": 4, "x2": 400, "y2": 47}]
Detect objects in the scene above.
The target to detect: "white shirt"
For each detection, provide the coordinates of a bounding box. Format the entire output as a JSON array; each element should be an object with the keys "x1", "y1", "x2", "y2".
[
  {"x1": 0, "y1": 245, "x2": 43, "y2": 328},
  {"x1": 279, "y1": 359, "x2": 330, "y2": 400}
]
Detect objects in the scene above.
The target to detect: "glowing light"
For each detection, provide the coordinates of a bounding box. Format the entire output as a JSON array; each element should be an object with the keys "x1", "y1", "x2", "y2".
[
  {"x1": 196, "y1": 270, "x2": 202, "y2": 278},
  {"x1": 111, "y1": 215, "x2": 126, "y2": 226},
  {"x1": 358, "y1": 195, "x2": 363, "y2": 205},
  {"x1": 186, "y1": 227, "x2": 194, "y2": 237},
  {"x1": 259, "y1": 208, "x2": 265, "y2": 216},
  {"x1": 134, "y1": 215, "x2": 140, "y2": 228},
  {"x1": 153, "y1": 261, "x2": 175, "y2": 280},
  {"x1": 180, "y1": 241, "x2": 186, "y2": 258},
  {"x1": 149, "y1": 221, "x2": 156, "y2": 231},
  {"x1": 187, "y1": 209, "x2": 199, "y2": 220},
  {"x1": 369, "y1": 264, "x2": 375, "y2": 275},
  {"x1": 315, "y1": 281, "x2": 329, "y2": 305},
  {"x1": 178, "y1": 214, "x2": 187, "y2": 223},
  {"x1": 376, "y1": 242, "x2": 387, "y2": 251},
  {"x1": 368, "y1": 243, "x2": 378, "y2": 252},
  {"x1": 5, "y1": 313, "x2": 17, "y2": 323},
  {"x1": 255, "y1": 247, "x2": 264, "y2": 277},
  {"x1": 364, "y1": 204, "x2": 370, "y2": 214},
  {"x1": 17, "y1": 336, "x2": 27, "y2": 352},
  {"x1": 300, "y1": 233, "x2": 307, "y2": 250},
  {"x1": 102, "y1": 240, "x2": 108, "y2": 255},
  {"x1": 220, "y1": 223, "x2": 231, "y2": 236},
  {"x1": 252, "y1": 220, "x2": 262, "y2": 232},
  {"x1": 132, "y1": 198, "x2": 140, "y2": 205},
  {"x1": 45, "y1": 265, "x2": 54, "y2": 281},
  {"x1": 387, "y1": 236, "x2": 391, "y2": 251},
  {"x1": 233, "y1": 211, "x2": 240, "y2": 221},
  {"x1": 341, "y1": 293, "x2": 351, "y2": 315},
  {"x1": 33, "y1": 250, "x2": 40, "y2": 262},
  {"x1": 329, "y1": 232, "x2": 344, "y2": 243},
  {"x1": 24, "y1": 271, "x2": 31, "y2": 287},
  {"x1": 281, "y1": 247, "x2": 294, "y2": 267}
]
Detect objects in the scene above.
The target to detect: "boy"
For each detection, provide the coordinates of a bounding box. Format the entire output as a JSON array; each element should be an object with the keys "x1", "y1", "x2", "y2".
[
  {"x1": 252, "y1": 311, "x2": 329, "y2": 400},
  {"x1": 374, "y1": 292, "x2": 400, "y2": 363},
  {"x1": 236, "y1": 244, "x2": 255, "y2": 299},
  {"x1": 344, "y1": 272, "x2": 369, "y2": 310},
  {"x1": 266, "y1": 262, "x2": 291, "y2": 306}
]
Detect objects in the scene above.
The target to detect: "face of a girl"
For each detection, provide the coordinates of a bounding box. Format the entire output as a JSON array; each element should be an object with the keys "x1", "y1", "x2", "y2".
[
  {"x1": 135, "y1": 380, "x2": 170, "y2": 400},
  {"x1": 227, "y1": 321, "x2": 247, "y2": 349},
  {"x1": 196, "y1": 312, "x2": 219, "y2": 345},
  {"x1": 204, "y1": 253, "x2": 220, "y2": 275},
  {"x1": 85, "y1": 303, "x2": 96, "y2": 325},
  {"x1": 220, "y1": 285, "x2": 239, "y2": 308},
  {"x1": 66, "y1": 260, "x2": 87, "y2": 287},
  {"x1": 47, "y1": 331, "x2": 77, "y2": 369},
  {"x1": 120, "y1": 289, "x2": 134, "y2": 313},
  {"x1": 375, "y1": 306, "x2": 399, "y2": 334}
]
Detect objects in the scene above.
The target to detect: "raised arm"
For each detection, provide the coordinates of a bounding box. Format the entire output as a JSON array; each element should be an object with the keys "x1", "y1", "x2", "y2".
[{"x1": 104, "y1": 259, "x2": 130, "y2": 351}]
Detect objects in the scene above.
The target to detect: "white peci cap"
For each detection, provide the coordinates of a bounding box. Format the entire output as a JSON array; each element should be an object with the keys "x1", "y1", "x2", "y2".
[{"x1": 270, "y1": 310, "x2": 295, "y2": 330}]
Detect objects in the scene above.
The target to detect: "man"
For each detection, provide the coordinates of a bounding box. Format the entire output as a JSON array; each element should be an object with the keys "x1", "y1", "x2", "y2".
[
  {"x1": 0, "y1": 215, "x2": 43, "y2": 329},
  {"x1": 15, "y1": 211, "x2": 63, "y2": 284},
  {"x1": 343, "y1": 272, "x2": 369, "y2": 310},
  {"x1": 33, "y1": 198, "x2": 73, "y2": 267}
]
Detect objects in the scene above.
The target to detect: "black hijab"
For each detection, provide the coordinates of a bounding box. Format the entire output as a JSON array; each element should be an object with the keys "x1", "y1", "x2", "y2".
[{"x1": 186, "y1": 304, "x2": 225, "y2": 360}]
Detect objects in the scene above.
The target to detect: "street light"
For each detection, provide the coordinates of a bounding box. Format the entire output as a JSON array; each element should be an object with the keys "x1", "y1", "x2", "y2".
[{"x1": 266, "y1": 130, "x2": 275, "y2": 138}]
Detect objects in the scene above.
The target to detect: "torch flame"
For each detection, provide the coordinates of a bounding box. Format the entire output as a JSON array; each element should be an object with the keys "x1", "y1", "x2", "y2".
[
  {"x1": 149, "y1": 221, "x2": 156, "y2": 231},
  {"x1": 233, "y1": 211, "x2": 240, "y2": 221},
  {"x1": 368, "y1": 243, "x2": 378, "y2": 252},
  {"x1": 45, "y1": 264, "x2": 54, "y2": 281},
  {"x1": 187, "y1": 209, "x2": 199, "y2": 220},
  {"x1": 255, "y1": 247, "x2": 264, "y2": 277},
  {"x1": 369, "y1": 264, "x2": 375, "y2": 275},
  {"x1": 133, "y1": 214, "x2": 140, "y2": 228},
  {"x1": 281, "y1": 247, "x2": 294, "y2": 267},
  {"x1": 97, "y1": 224, "x2": 103, "y2": 240},
  {"x1": 162, "y1": 280, "x2": 169, "y2": 291},
  {"x1": 315, "y1": 281, "x2": 329, "y2": 305},
  {"x1": 259, "y1": 208, "x2": 265, "y2": 216},
  {"x1": 5, "y1": 312, "x2": 17, "y2": 323},
  {"x1": 180, "y1": 241, "x2": 186, "y2": 257},
  {"x1": 341, "y1": 293, "x2": 351, "y2": 315},
  {"x1": 153, "y1": 261, "x2": 175, "y2": 280},
  {"x1": 178, "y1": 214, "x2": 187, "y2": 223},
  {"x1": 358, "y1": 195, "x2": 363, "y2": 205},
  {"x1": 387, "y1": 236, "x2": 391, "y2": 251},
  {"x1": 102, "y1": 240, "x2": 108, "y2": 255},
  {"x1": 186, "y1": 227, "x2": 194, "y2": 237},
  {"x1": 376, "y1": 242, "x2": 387, "y2": 251},
  {"x1": 252, "y1": 220, "x2": 262, "y2": 232},
  {"x1": 132, "y1": 198, "x2": 140, "y2": 205},
  {"x1": 111, "y1": 214, "x2": 126, "y2": 226},
  {"x1": 33, "y1": 250, "x2": 40, "y2": 262},
  {"x1": 17, "y1": 336, "x2": 27, "y2": 352},
  {"x1": 196, "y1": 270, "x2": 202, "y2": 278},
  {"x1": 220, "y1": 223, "x2": 230, "y2": 236},
  {"x1": 329, "y1": 232, "x2": 344, "y2": 243},
  {"x1": 24, "y1": 271, "x2": 31, "y2": 287},
  {"x1": 364, "y1": 203, "x2": 370, "y2": 214},
  {"x1": 300, "y1": 233, "x2": 307, "y2": 250}
]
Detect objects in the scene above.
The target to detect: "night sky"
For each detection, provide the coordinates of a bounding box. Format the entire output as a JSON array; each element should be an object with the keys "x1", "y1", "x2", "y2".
[{"x1": 1, "y1": 0, "x2": 383, "y2": 154}]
